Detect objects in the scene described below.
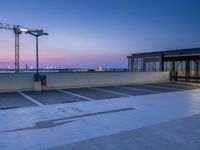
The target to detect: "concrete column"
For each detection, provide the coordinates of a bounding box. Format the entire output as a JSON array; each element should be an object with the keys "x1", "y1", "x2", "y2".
[
  {"x1": 143, "y1": 59, "x2": 146, "y2": 72},
  {"x1": 160, "y1": 54, "x2": 164, "y2": 72},
  {"x1": 172, "y1": 61, "x2": 175, "y2": 72},
  {"x1": 185, "y1": 59, "x2": 190, "y2": 81},
  {"x1": 198, "y1": 60, "x2": 200, "y2": 77},
  {"x1": 195, "y1": 60, "x2": 198, "y2": 78},
  {"x1": 131, "y1": 58, "x2": 134, "y2": 72},
  {"x1": 33, "y1": 81, "x2": 42, "y2": 91},
  {"x1": 128, "y1": 57, "x2": 131, "y2": 71}
]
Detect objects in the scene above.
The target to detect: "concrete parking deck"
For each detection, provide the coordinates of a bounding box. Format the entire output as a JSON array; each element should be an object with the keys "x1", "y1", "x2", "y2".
[
  {"x1": 0, "y1": 82, "x2": 200, "y2": 150},
  {"x1": 0, "y1": 82, "x2": 199, "y2": 110}
]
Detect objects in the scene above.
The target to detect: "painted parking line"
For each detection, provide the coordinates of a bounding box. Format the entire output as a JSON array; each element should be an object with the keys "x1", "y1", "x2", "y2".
[
  {"x1": 162, "y1": 82, "x2": 198, "y2": 89},
  {"x1": 121, "y1": 86, "x2": 158, "y2": 93},
  {"x1": 17, "y1": 91, "x2": 44, "y2": 106},
  {"x1": 142, "y1": 84, "x2": 182, "y2": 91},
  {"x1": 90, "y1": 87, "x2": 132, "y2": 97},
  {"x1": 57, "y1": 89, "x2": 95, "y2": 101}
]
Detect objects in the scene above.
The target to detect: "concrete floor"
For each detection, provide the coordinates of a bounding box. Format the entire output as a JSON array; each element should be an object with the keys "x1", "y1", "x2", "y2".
[
  {"x1": 0, "y1": 82, "x2": 200, "y2": 149},
  {"x1": 51, "y1": 114, "x2": 200, "y2": 150}
]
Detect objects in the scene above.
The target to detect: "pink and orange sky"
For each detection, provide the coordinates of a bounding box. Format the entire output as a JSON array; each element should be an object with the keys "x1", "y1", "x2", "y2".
[{"x1": 1, "y1": 0, "x2": 200, "y2": 69}]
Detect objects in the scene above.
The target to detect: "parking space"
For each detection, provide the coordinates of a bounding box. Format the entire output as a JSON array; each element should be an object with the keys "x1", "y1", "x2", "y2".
[
  {"x1": 63, "y1": 88, "x2": 125, "y2": 100},
  {"x1": 23, "y1": 90, "x2": 88, "y2": 105},
  {"x1": 154, "y1": 82, "x2": 199, "y2": 90},
  {"x1": 0, "y1": 92, "x2": 37, "y2": 110},
  {"x1": 125, "y1": 84, "x2": 181, "y2": 93},
  {"x1": 95, "y1": 86, "x2": 154, "y2": 96},
  {"x1": 0, "y1": 82, "x2": 199, "y2": 110}
]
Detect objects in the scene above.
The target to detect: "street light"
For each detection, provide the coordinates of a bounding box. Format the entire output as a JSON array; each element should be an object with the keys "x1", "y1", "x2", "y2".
[{"x1": 26, "y1": 30, "x2": 48, "y2": 81}]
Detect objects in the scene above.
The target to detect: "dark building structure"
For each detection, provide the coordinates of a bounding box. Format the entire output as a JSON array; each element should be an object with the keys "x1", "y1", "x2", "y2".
[{"x1": 127, "y1": 48, "x2": 200, "y2": 81}]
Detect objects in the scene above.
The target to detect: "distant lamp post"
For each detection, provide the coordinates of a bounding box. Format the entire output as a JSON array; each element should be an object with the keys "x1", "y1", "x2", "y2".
[{"x1": 27, "y1": 30, "x2": 48, "y2": 81}]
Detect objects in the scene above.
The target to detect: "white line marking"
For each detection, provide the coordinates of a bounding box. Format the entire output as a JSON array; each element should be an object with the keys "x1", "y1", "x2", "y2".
[
  {"x1": 162, "y1": 83, "x2": 195, "y2": 88},
  {"x1": 141, "y1": 84, "x2": 181, "y2": 91},
  {"x1": 90, "y1": 87, "x2": 132, "y2": 97},
  {"x1": 57, "y1": 89, "x2": 95, "y2": 101},
  {"x1": 121, "y1": 86, "x2": 158, "y2": 93},
  {"x1": 17, "y1": 91, "x2": 44, "y2": 106}
]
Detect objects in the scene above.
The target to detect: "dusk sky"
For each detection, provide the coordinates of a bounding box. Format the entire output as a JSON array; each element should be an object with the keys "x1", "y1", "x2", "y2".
[{"x1": 0, "y1": 0, "x2": 200, "y2": 68}]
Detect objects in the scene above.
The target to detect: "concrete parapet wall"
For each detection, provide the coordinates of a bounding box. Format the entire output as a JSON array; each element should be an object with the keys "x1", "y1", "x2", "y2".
[
  {"x1": 0, "y1": 72, "x2": 169, "y2": 92},
  {"x1": 45, "y1": 72, "x2": 169, "y2": 89},
  {"x1": 0, "y1": 73, "x2": 34, "y2": 92}
]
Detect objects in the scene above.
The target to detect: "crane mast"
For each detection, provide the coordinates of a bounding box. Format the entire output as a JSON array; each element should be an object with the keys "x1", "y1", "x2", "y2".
[
  {"x1": 0, "y1": 23, "x2": 23, "y2": 72},
  {"x1": 0, "y1": 22, "x2": 46, "y2": 74}
]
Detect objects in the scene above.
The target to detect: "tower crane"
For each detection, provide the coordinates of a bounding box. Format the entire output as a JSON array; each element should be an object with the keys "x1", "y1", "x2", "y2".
[{"x1": 0, "y1": 22, "x2": 44, "y2": 73}]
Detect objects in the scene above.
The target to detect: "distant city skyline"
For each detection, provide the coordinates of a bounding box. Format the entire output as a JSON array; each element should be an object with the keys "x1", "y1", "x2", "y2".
[{"x1": 0, "y1": 0, "x2": 200, "y2": 68}]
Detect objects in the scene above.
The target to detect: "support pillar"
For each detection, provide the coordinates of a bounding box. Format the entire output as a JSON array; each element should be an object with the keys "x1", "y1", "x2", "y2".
[
  {"x1": 185, "y1": 59, "x2": 190, "y2": 81},
  {"x1": 195, "y1": 60, "x2": 198, "y2": 78},
  {"x1": 172, "y1": 60, "x2": 175, "y2": 72},
  {"x1": 160, "y1": 54, "x2": 164, "y2": 72}
]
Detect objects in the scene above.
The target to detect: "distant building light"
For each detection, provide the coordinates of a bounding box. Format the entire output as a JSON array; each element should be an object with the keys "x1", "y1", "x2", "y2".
[{"x1": 95, "y1": 67, "x2": 104, "y2": 72}]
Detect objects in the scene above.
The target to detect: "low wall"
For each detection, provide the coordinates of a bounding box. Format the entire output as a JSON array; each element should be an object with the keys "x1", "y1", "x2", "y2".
[
  {"x1": 0, "y1": 73, "x2": 34, "y2": 92},
  {"x1": 0, "y1": 72, "x2": 169, "y2": 92},
  {"x1": 45, "y1": 72, "x2": 169, "y2": 89}
]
